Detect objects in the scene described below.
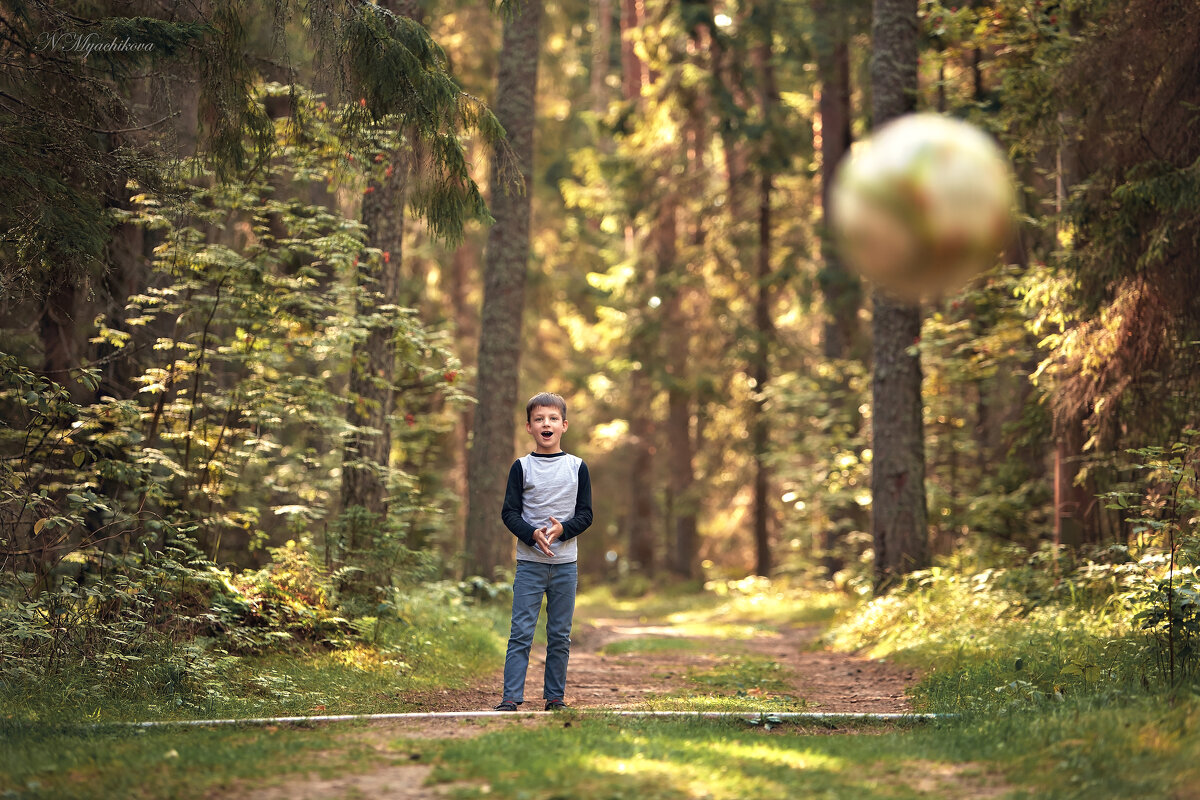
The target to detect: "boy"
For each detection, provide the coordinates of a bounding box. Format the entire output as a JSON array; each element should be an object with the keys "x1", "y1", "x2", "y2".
[{"x1": 494, "y1": 392, "x2": 593, "y2": 711}]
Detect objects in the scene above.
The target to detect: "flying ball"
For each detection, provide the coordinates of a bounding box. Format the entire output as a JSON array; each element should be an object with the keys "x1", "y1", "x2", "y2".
[{"x1": 830, "y1": 113, "x2": 1017, "y2": 301}]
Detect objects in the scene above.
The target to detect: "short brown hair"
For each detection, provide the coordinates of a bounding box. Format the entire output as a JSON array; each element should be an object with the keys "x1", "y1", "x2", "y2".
[{"x1": 526, "y1": 391, "x2": 567, "y2": 422}]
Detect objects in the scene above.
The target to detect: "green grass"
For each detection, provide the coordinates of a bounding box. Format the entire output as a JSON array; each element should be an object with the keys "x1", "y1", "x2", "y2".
[
  {"x1": 6, "y1": 697, "x2": 1198, "y2": 800},
  {"x1": 686, "y1": 654, "x2": 796, "y2": 694},
  {"x1": 419, "y1": 697, "x2": 1200, "y2": 800},
  {"x1": 599, "y1": 637, "x2": 704, "y2": 656},
  {"x1": 7, "y1": 565, "x2": 1200, "y2": 799},
  {"x1": 0, "y1": 720, "x2": 388, "y2": 800}
]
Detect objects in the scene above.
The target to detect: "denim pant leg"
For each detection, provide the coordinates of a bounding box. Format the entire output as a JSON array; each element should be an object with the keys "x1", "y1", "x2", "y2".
[
  {"x1": 502, "y1": 561, "x2": 546, "y2": 703},
  {"x1": 542, "y1": 561, "x2": 577, "y2": 701}
]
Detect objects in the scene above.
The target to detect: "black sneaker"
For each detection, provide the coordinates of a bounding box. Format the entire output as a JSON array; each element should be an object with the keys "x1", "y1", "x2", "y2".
[
  {"x1": 494, "y1": 700, "x2": 519, "y2": 711},
  {"x1": 545, "y1": 700, "x2": 568, "y2": 711}
]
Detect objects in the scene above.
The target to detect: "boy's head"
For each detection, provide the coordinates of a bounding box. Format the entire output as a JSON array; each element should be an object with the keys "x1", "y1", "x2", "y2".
[
  {"x1": 525, "y1": 392, "x2": 567, "y2": 422},
  {"x1": 525, "y1": 392, "x2": 569, "y2": 454}
]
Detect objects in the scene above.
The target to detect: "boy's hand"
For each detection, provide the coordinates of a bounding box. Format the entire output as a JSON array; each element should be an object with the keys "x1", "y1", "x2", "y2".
[
  {"x1": 532, "y1": 527, "x2": 554, "y2": 557},
  {"x1": 545, "y1": 516, "x2": 564, "y2": 545}
]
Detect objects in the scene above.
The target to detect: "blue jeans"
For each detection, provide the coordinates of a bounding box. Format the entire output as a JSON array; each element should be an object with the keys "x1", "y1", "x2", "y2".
[{"x1": 502, "y1": 560, "x2": 577, "y2": 704}]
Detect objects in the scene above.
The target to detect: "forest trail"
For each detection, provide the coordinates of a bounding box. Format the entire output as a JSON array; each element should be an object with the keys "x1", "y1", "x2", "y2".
[
  {"x1": 405, "y1": 614, "x2": 916, "y2": 716},
  {"x1": 224, "y1": 614, "x2": 919, "y2": 799}
]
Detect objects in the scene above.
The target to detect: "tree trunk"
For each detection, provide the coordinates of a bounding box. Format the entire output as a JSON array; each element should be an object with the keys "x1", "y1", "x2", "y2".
[
  {"x1": 626, "y1": 367, "x2": 657, "y2": 574},
  {"x1": 591, "y1": 0, "x2": 613, "y2": 116},
  {"x1": 449, "y1": 236, "x2": 481, "y2": 557},
  {"x1": 749, "y1": 24, "x2": 779, "y2": 578},
  {"x1": 337, "y1": 0, "x2": 423, "y2": 588},
  {"x1": 620, "y1": 0, "x2": 648, "y2": 101},
  {"x1": 869, "y1": 0, "x2": 929, "y2": 590},
  {"x1": 815, "y1": 0, "x2": 862, "y2": 363},
  {"x1": 339, "y1": 146, "x2": 408, "y2": 582},
  {"x1": 464, "y1": 0, "x2": 542, "y2": 579},
  {"x1": 750, "y1": 167, "x2": 774, "y2": 578},
  {"x1": 1050, "y1": 90, "x2": 1098, "y2": 546},
  {"x1": 814, "y1": 0, "x2": 866, "y2": 576},
  {"x1": 659, "y1": 198, "x2": 697, "y2": 580},
  {"x1": 620, "y1": 0, "x2": 657, "y2": 577}
]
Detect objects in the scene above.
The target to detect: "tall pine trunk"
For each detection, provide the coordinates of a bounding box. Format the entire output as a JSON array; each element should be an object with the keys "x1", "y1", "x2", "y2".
[
  {"x1": 869, "y1": 0, "x2": 929, "y2": 590},
  {"x1": 339, "y1": 146, "x2": 408, "y2": 587},
  {"x1": 464, "y1": 0, "x2": 542, "y2": 579},
  {"x1": 620, "y1": 0, "x2": 658, "y2": 576},
  {"x1": 660, "y1": 199, "x2": 697, "y2": 579},
  {"x1": 749, "y1": 20, "x2": 779, "y2": 578},
  {"x1": 337, "y1": 0, "x2": 422, "y2": 589},
  {"x1": 814, "y1": 0, "x2": 865, "y2": 575},
  {"x1": 815, "y1": 0, "x2": 861, "y2": 363}
]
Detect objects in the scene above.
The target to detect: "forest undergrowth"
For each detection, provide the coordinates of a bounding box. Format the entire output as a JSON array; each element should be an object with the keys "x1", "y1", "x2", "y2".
[
  {"x1": 4, "y1": 535, "x2": 1200, "y2": 798},
  {"x1": 2, "y1": 427, "x2": 1196, "y2": 798}
]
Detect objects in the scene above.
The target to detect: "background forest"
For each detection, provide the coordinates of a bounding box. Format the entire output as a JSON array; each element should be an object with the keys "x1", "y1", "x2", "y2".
[{"x1": 1, "y1": 0, "x2": 1198, "y2": 719}]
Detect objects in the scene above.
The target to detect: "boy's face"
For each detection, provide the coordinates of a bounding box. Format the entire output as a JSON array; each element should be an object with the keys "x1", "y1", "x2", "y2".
[{"x1": 527, "y1": 404, "x2": 568, "y2": 454}]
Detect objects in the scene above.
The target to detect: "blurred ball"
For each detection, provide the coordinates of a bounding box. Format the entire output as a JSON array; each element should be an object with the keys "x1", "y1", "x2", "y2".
[{"x1": 830, "y1": 113, "x2": 1017, "y2": 301}]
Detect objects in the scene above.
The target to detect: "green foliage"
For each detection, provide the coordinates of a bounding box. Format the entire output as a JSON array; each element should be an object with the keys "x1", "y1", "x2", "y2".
[
  {"x1": 1, "y1": 570, "x2": 505, "y2": 723},
  {"x1": 1, "y1": 81, "x2": 474, "y2": 709},
  {"x1": 827, "y1": 537, "x2": 1200, "y2": 716},
  {"x1": 0, "y1": 3, "x2": 208, "y2": 294},
  {"x1": 209, "y1": 540, "x2": 351, "y2": 654},
  {"x1": 1104, "y1": 432, "x2": 1200, "y2": 682},
  {"x1": 338, "y1": 4, "x2": 507, "y2": 244},
  {"x1": 920, "y1": 270, "x2": 1053, "y2": 546}
]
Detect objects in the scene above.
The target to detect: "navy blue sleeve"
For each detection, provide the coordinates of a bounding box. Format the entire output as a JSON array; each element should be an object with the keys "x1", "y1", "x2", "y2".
[
  {"x1": 500, "y1": 460, "x2": 537, "y2": 546},
  {"x1": 561, "y1": 462, "x2": 593, "y2": 541}
]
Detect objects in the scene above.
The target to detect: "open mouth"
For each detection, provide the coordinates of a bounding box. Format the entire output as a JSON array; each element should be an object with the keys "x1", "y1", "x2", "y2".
[{"x1": 540, "y1": 431, "x2": 554, "y2": 439}]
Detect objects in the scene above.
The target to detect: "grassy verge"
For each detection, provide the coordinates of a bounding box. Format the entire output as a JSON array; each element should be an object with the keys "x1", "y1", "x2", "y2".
[
  {"x1": 0, "y1": 583, "x2": 508, "y2": 799},
  {"x1": 1, "y1": 586, "x2": 508, "y2": 724},
  {"x1": 0, "y1": 721, "x2": 382, "y2": 800}
]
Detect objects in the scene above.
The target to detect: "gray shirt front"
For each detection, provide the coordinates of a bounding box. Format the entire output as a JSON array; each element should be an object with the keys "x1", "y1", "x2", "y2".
[{"x1": 501, "y1": 452, "x2": 593, "y2": 564}]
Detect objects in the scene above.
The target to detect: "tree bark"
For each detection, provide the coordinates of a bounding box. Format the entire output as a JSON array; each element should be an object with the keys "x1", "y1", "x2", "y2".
[
  {"x1": 620, "y1": 0, "x2": 648, "y2": 101},
  {"x1": 814, "y1": 0, "x2": 866, "y2": 576},
  {"x1": 749, "y1": 23, "x2": 779, "y2": 578},
  {"x1": 337, "y1": 0, "x2": 423, "y2": 588},
  {"x1": 591, "y1": 0, "x2": 613, "y2": 116},
  {"x1": 449, "y1": 234, "x2": 481, "y2": 556},
  {"x1": 659, "y1": 198, "x2": 698, "y2": 580},
  {"x1": 620, "y1": 0, "x2": 658, "y2": 577},
  {"x1": 464, "y1": 0, "x2": 542, "y2": 579},
  {"x1": 869, "y1": 0, "x2": 929, "y2": 590},
  {"x1": 815, "y1": 0, "x2": 862, "y2": 363},
  {"x1": 339, "y1": 146, "x2": 409, "y2": 584}
]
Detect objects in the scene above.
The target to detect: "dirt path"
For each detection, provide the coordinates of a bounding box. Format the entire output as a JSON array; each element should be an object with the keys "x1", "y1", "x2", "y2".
[
  {"x1": 225, "y1": 614, "x2": 920, "y2": 799},
  {"x1": 405, "y1": 615, "x2": 916, "y2": 714}
]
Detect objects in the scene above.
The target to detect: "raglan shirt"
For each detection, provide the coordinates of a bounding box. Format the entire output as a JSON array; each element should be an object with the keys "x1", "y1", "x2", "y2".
[{"x1": 501, "y1": 451, "x2": 593, "y2": 564}]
